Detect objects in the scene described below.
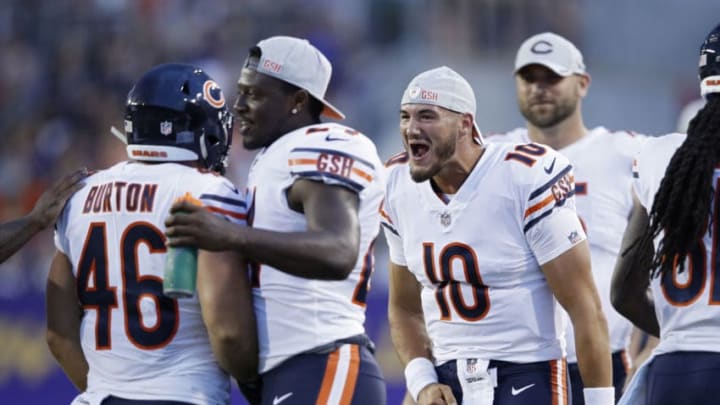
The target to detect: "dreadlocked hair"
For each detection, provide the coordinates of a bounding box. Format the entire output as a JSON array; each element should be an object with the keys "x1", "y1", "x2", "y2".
[{"x1": 634, "y1": 97, "x2": 720, "y2": 279}]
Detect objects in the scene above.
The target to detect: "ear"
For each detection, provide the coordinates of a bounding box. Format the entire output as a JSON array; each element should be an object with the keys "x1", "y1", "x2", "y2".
[
  {"x1": 291, "y1": 89, "x2": 310, "y2": 114},
  {"x1": 577, "y1": 73, "x2": 591, "y2": 98},
  {"x1": 461, "y1": 113, "x2": 474, "y2": 138}
]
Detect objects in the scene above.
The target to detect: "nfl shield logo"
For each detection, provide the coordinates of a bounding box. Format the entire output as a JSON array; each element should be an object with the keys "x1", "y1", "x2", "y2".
[
  {"x1": 160, "y1": 121, "x2": 173, "y2": 136},
  {"x1": 466, "y1": 358, "x2": 477, "y2": 374},
  {"x1": 408, "y1": 85, "x2": 421, "y2": 99},
  {"x1": 440, "y1": 212, "x2": 451, "y2": 227},
  {"x1": 568, "y1": 230, "x2": 581, "y2": 244}
]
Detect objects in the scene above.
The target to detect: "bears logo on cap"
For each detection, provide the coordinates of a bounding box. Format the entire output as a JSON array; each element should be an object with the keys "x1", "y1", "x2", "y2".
[{"x1": 531, "y1": 40, "x2": 553, "y2": 54}]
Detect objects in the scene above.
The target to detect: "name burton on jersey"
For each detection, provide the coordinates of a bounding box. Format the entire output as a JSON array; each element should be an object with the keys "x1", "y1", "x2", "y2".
[{"x1": 82, "y1": 182, "x2": 158, "y2": 214}]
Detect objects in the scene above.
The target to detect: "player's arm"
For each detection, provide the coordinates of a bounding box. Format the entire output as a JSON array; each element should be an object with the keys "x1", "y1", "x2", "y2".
[
  {"x1": 624, "y1": 330, "x2": 659, "y2": 389},
  {"x1": 389, "y1": 262, "x2": 456, "y2": 405},
  {"x1": 46, "y1": 251, "x2": 88, "y2": 391},
  {"x1": 520, "y1": 151, "x2": 611, "y2": 402},
  {"x1": 198, "y1": 250, "x2": 258, "y2": 383},
  {"x1": 0, "y1": 169, "x2": 86, "y2": 264},
  {"x1": 610, "y1": 195, "x2": 659, "y2": 336},
  {"x1": 389, "y1": 261, "x2": 431, "y2": 365},
  {"x1": 542, "y1": 241, "x2": 613, "y2": 391},
  {"x1": 166, "y1": 179, "x2": 360, "y2": 280}
]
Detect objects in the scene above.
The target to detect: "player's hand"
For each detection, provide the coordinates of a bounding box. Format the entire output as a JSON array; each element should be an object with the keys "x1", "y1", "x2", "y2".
[
  {"x1": 417, "y1": 383, "x2": 457, "y2": 405},
  {"x1": 29, "y1": 168, "x2": 88, "y2": 228},
  {"x1": 165, "y1": 201, "x2": 238, "y2": 251}
]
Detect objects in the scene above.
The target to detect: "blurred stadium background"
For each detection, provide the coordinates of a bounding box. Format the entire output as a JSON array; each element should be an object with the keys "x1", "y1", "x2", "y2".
[{"x1": 0, "y1": 0, "x2": 718, "y2": 403}]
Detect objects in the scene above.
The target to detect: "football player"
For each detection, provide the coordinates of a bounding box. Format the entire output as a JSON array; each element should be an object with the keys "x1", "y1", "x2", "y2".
[
  {"x1": 487, "y1": 32, "x2": 648, "y2": 403},
  {"x1": 165, "y1": 36, "x2": 387, "y2": 405},
  {"x1": 47, "y1": 63, "x2": 256, "y2": 404},
  {"x1": 612, "y1": 23, "x2": 720, "y2": 405},
  {"x1": 384, "y1": 66, "x2": 613, "y2": 405}
]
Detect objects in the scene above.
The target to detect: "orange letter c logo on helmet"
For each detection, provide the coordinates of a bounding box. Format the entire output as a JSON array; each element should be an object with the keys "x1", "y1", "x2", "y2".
[{"x1": 203, "y1": 80, "x2": 225, "y2": 108}]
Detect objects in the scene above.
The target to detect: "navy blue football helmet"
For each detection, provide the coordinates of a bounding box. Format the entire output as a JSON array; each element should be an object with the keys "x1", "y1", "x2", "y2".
[
  {"x1": 124, "y1": 63, "x2": 233, "y2": 173},
  {"x1": 700, "y1": 23, "x2": 720, "y2": 98}
]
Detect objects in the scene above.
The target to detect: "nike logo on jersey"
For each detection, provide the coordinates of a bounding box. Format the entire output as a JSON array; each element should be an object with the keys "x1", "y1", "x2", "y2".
[
  {"x1": 325, "y1": 134, "x2": 348, "y2": 142},
  {"x1": 543, "y1": 157, "x2": 556, "y2": 174},
  {"x1": 511, "y1": 383, "x2": 535, "y2": 396},
  {"x1": 273, "y1": 392, "x2": 293, "y2": 404}
]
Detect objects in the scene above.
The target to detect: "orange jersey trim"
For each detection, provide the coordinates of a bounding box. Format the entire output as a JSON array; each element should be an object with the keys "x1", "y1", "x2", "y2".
[{"x1": 524, "y1": 194, "x2": 555, "y2": 218}]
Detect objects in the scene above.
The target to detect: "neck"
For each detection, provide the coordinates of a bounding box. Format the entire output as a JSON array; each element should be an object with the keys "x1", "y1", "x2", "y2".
[
  {"x1": 432, "y1": 142, "x2": 485, "y2": 194},
  {"x1": 284, "y1": 113, "x2": 320, "y2": 133},
  {"x1": 268, "y1": 114, "x2": 322, "y2": 146},
  {"x1": 526, "y1": 112, "x2": 587, "y2": 150}
]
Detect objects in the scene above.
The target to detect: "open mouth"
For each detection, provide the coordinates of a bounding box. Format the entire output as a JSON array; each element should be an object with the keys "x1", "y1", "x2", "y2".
[{"x1": 409, "y1": 143, "x2": 430, "y2": 160}]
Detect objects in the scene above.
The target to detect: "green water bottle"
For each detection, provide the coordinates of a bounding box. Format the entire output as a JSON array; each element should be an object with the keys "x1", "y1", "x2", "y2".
[
  {"x1": 163, "y1": 245, "x2": 198, "y2": 299},
  {"x1": 163, "y1": 194, "x2": 203, "y2": 299}
]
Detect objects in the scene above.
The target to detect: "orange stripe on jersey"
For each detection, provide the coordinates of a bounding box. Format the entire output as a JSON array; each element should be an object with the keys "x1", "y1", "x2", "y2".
[
  {"x1": 378, "y1": 200, "x2": 393, "y2": 224},
  {"x1": 338, "y1": 345, "x2": 360, "y2": 405},
  {"x1": 306, "y1": 127, "x2": 329, "y2": 134},
  {"x1": 351, "y1": 167, "x2": 373, "y2": 182},
  {"x1": 316, "y1": 349, "x2": 340, "y2": 405},
  {"x1": 206, "y1": 206, "x2": 246, "y2": 220},
  {"x1": 524, "y1": 194, "x2": 555, "y2": 218},
  {"x1": 289, "y1": 158, "x2": 318, "y2": 166},
  {"x1": 384, "y1": 151, "x2": 408, "y2": 167},
  {"x1": 289, "y1": 158, "x2": 371, "y2": 182}
]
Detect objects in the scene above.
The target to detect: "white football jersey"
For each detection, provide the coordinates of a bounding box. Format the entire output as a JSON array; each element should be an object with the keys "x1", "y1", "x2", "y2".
[
  {"x1": 633, "y1": 133, "x2": 720, "y2": 355},
  {"x1": 489, "y1": 127, "x2": 646, "y2": 362},
  {"x1": 382, "y1": 142, "x2": 586, "y2": 364},
  {"x1": 54, "y1": 161, "x2": 247, "y2": 404},
  {"x1": 246, "y1": 123, "x2": 385, "y2": 373}
]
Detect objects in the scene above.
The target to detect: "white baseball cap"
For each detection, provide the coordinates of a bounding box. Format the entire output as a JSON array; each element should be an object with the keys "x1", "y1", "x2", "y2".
[
  {"x1": 515, "y1": 32, "x2": 586, "y2": 76},
  {"x1": 252, "y1": 36, "x2": 345, "y2": 120},
  {"x1": 401, "y1": 66, "x2": 483, "y2": 142}
]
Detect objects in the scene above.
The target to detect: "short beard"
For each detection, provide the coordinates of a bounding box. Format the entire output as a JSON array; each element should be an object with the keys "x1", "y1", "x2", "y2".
[
  {"x1": 408, "y1": 135, "x2": 456, "y2": 183},
  {"x1": 242, "y1": 136, "x2": 264, "y2": 151},
  {"x1": 521, "y1": 99, "x2": 576, "y2": 129}
]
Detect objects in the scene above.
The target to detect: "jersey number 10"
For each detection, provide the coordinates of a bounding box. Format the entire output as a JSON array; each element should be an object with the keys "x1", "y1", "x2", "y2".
[{"x1": 423, "y1": 242, "x2": 490, "y2": 321}]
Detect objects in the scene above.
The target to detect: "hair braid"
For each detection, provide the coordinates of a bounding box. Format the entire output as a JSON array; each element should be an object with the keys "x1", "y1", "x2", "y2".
[{"x1": 638, "y1": 97, "x2": 720, "y2": 279}]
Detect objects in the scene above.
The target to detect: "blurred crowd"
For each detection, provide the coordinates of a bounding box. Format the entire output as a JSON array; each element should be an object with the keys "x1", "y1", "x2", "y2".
[
  {"x1": 0, "y1": 0, "x2": 586, "y2": 294},
  {"x1": 3, "y1": 2, "x2": 720, "y2": 404}
]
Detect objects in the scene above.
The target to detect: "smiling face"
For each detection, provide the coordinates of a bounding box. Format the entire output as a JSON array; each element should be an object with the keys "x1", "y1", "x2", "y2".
[
  {"x1": 399, "y1": 104, "x2": 465, "y2": 183},
  {"x1": 515, "y1": 64, "x2": 587, "y2": 129},
  {"x1": 233, "y1": 59, "x2": 297, "y2": 150}
]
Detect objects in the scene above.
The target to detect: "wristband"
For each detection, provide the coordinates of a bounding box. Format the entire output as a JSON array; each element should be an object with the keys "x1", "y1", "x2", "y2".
[
  {"x1": 583, "y1": 387, "x2": 614, "y2": 405},
  {"x1": 404, "y1": 357, "x2": 438, "y2": 402}
]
